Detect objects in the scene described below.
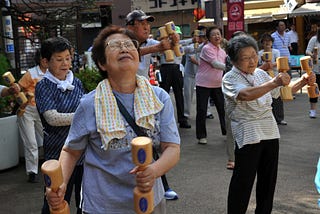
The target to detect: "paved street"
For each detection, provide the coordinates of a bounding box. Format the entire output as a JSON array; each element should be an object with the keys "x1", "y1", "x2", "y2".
[{"x1": 1, "y1": 75, "x2": 320, "y2": 213}]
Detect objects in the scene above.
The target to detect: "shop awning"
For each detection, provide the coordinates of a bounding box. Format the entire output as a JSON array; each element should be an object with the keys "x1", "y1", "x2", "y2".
[
  {"x1": 246, "y1": 8, "x2": 273, "y2": 21},
  {"x1": 289, "y1": 3, "x2": 320, "y2": 17}
]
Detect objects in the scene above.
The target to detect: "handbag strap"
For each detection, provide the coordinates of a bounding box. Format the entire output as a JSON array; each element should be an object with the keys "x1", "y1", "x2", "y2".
[
  {"x1": 114, "y1": 95, "x2": 159, "y2": 160},
  {"x1": 114, "y1": 95, "x2": 147, "y2": 137}
]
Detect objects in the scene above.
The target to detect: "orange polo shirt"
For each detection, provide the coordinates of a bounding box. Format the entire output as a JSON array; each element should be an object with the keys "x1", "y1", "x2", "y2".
[{"x1": 18, "y1": 66, "x2": 46, "y2": 106}]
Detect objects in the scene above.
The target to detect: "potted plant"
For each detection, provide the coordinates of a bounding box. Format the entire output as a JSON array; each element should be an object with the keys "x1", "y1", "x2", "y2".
[{"x1": 0, "y1": 53, "x2": 20, "y2": 170}]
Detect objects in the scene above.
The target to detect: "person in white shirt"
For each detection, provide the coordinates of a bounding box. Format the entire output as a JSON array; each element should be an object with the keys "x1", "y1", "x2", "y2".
[{"x1": 287, "y1": 24, "x2": 299, "y2": 55}]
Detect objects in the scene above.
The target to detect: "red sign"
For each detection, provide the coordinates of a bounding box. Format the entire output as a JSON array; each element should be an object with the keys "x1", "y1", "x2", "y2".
[{"x1": 227, "y1": 0, "x2": 244, "y2": 39}]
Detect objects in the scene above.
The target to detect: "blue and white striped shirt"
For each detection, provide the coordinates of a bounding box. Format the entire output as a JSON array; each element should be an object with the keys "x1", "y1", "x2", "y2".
[
  {"x1": 271, "y1": 31, "x2": 291, "y2": 59},
  {"x1": 35, "y1": 76, "x2": 84, "y2": 160}
]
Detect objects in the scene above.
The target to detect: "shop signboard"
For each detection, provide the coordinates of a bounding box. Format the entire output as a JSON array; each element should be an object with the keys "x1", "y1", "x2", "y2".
[
  {"x1": 227, "y1": 0, "x2": 244, "y2": 40},
  {"x1": 3, "y1": 16, "x2": 14, "y2": 53}
]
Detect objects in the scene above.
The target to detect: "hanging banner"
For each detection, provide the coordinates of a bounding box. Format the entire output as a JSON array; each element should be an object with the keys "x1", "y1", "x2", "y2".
[
  {"x1": 227, "y1": 0, "x2": 244, "y2": 40},
  {"x1": 3, "y1": 16, "x2": 14, "y2": 53}
]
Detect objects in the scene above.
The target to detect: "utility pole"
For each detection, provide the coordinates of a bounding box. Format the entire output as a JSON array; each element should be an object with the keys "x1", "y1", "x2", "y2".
[{"x1": 204, "y1": 0, "x2": 224, "y2": 29}]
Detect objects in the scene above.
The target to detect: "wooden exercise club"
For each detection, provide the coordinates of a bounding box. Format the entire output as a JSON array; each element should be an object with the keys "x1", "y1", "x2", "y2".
[
  {"x1": 41, "y1": 160, "x2": 70, "y2": 214},
  {"x1": 131, "y1": 136, "x2": 154, "y2": 214}
]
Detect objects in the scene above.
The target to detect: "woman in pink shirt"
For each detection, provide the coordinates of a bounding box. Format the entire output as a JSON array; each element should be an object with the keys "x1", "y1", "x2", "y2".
[{"x1": 195, "y1": 26, "x2": 227, "y2": 144}]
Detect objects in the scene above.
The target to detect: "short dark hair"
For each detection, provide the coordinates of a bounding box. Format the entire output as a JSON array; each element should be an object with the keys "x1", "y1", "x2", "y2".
[
  {"x1": 41, "y1": 37, "x2": 72, "y2": 61},
  {"x1": 206, "y1": 26, "x2": 222, "y2": 40},
  {"x1": 91, "y1": 25, "x2": 139, "y2": 78},
  {"x1": 259, "y1": 33, "x2": 274, "y2": 44},
  {"x1": 275, "y1": 20, "x2": 286, "y2": 28},
  {"x1": 227, "y1": 35, "x2": 258, "y2": 63}
]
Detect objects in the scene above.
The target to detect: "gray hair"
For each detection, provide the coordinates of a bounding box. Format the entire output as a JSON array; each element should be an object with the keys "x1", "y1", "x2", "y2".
[{"x1": 227, "y1": 35, "x2": 258, "y2": 63}]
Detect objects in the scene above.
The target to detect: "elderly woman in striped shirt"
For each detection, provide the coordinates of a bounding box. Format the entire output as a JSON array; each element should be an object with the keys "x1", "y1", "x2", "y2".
[{"x1": 222, "y1": 35, "x2": 315, "y2": 214}]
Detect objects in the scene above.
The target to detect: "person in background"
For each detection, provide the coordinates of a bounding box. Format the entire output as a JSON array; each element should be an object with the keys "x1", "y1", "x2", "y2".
[
  {"x1": 45, "y1": 25, "x2": 180, "y2": 213},
  {"x1": 287, "y1": 24, "x2": 299, "y2": 55},
  {"x1": 126, "y1": 9, "x2": 173, "y2": 78},
  {"x1": 258, "y1": 33, "x2": 285, "y2": 126},
  {"x1": 196, "y1": 26, "x2": 227, "y2": 145},
  {"x1": 271, "y1": 20, "x2": 290, "y2": 125},
  {"x1": 305, "y1": 27, "x2": 320, "y2": 118},
  {"x1": 158, "y1": 25, "x2": 192, "y2": 129},
  {"x1": 35, "y1": 36, "x2": 84, "y2": 214},
  {"x1": 126, "y1": 9, "x2": 180, "y2": 200},
  {"x1": 17, "y1": 49, "x2": 47, "y2": 183},
  {"x1": 307, "y1": 23, "x2": 318, "y2": 41},
  {"x1": 222, "y1": 35, "x2": 315, "y2": 214},
  {"x1": 183, "y1": 30, "x2": 206, "y2": 120}
]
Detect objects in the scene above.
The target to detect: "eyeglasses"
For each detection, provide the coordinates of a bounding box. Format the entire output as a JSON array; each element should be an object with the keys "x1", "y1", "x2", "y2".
[
  {"x1": 105, "y1": 39, "x2": 139, "y2": 51},
  {"x1": 240, "y1": 53, "x2": 258, "y2": 62}
]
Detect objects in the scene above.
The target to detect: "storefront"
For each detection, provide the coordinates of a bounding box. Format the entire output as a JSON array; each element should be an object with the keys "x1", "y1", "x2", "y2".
[
  {"x1": 289, "y1": 0, "x2": 320, "y2": 54},
  {"x1": 137, "y1": 0, "x2": 290, "y2": 40}
]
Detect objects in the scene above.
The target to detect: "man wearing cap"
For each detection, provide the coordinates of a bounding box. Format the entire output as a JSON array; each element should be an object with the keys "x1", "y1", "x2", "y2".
[
  {"x1": 183, "y1": 29, "x2": 208, "y2": 120},
  {"x1": 157, "y1": 26, "x2": 192, "y2": 129},
  {"x1": 126, "y1": 10, "x2": 173, "y2": 78}
]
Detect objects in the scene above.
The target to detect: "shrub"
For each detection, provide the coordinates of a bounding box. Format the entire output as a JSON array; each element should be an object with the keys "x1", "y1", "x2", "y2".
[{"x1": 74, "y1": 67, "x2": 103, "y2": 93}]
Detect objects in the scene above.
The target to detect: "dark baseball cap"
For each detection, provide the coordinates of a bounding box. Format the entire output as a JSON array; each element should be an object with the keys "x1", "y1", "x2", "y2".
[{"x1": 126, "y1": 10, "x2": 155, "y2": 25}]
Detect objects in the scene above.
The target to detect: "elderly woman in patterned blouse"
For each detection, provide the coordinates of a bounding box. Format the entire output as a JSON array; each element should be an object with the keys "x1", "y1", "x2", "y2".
[{"x1": 222, "y1": 35, "x2": 315, "y2": 214}]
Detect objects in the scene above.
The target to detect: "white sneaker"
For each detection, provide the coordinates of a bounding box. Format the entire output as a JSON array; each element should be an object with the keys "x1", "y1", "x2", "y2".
[
  {"x1": 164, "y1": 188, "x2": 179, "y2": 200},
  {"x1": 309, "y1": 110, "x2": 316, "y2": 119},
  {"x1": 198, "y1": 138, "x2": 207, "y2": 144}
]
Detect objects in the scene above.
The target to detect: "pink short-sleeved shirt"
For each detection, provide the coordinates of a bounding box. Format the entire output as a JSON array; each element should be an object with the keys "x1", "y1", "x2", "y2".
[{"x1": 196, "y1": 42, "x2": 226, "y2": 88}]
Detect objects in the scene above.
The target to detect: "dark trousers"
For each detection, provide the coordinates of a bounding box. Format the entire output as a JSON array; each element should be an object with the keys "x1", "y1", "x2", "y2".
[
  {"x1": 272, "y1": 97, "x2": 284, "y2": 123},
  {"x1": 196, "y1": 86, "x2": 226, "y2": 139},
  {"x1": 160, "y1": 64, "x2": 187, "y2": 124},
  {"x1": 42, "y1": 165, "x2": 83, "y2": 214},
  {"x1": 228, "y1": 139, "x2": 279, "y2": 214},
  {"x1": 153, "y1": 148, "x2": 170, "y2": 191},
  {"x1": 290, "y1": 42, "x2": 298, "y2": 55}
]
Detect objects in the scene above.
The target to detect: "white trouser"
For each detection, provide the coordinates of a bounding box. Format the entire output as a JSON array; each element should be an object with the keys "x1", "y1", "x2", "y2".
[
  {"x1": 183, "y1": 75, "x2": 195, "y2": 118},
  {"x1": 17, "y1": 105, "x2": 43, "y2": 174}
]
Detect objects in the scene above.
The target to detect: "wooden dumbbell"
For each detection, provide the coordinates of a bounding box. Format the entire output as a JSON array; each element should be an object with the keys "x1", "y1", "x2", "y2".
[
  {"x1": 276, "y1": 57, "x2": 293, "y2": 101},
  {"x1": 261, "y1": 52, "x2": 275, "y2": 78},
  {"x1": 300, "y1": 56, "x2": 319, "y2": 98},
  {"x1": 158, "y1": 26, "x2": 175, "y2": 62},
  {"x1": 41, "y1": 160, "x2": 70, "y2": 214},
  {"x1": 165, "y1": 21, "x2": 184, "y2": 57},
  {"x1": 131, "y1": 137, "x2": 154, "y2": 214},
  {"x1": 2, "y1": 71, "x2": 28, "y2": 105},
  {"x1": 313, "y1": 47, "x2": 318, "y2": 65},
  {"x1": 193, "y1": 30, "x2": 200, "y2": 49}
]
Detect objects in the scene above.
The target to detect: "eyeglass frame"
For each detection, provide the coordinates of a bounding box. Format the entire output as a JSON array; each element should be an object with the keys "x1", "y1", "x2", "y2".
[
  {"x1": 239, "y1": 53, "x2": 259, "y2": 62},
  {"x1": 104, "y1": 39, "x2": 139, "y2": 51}
]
